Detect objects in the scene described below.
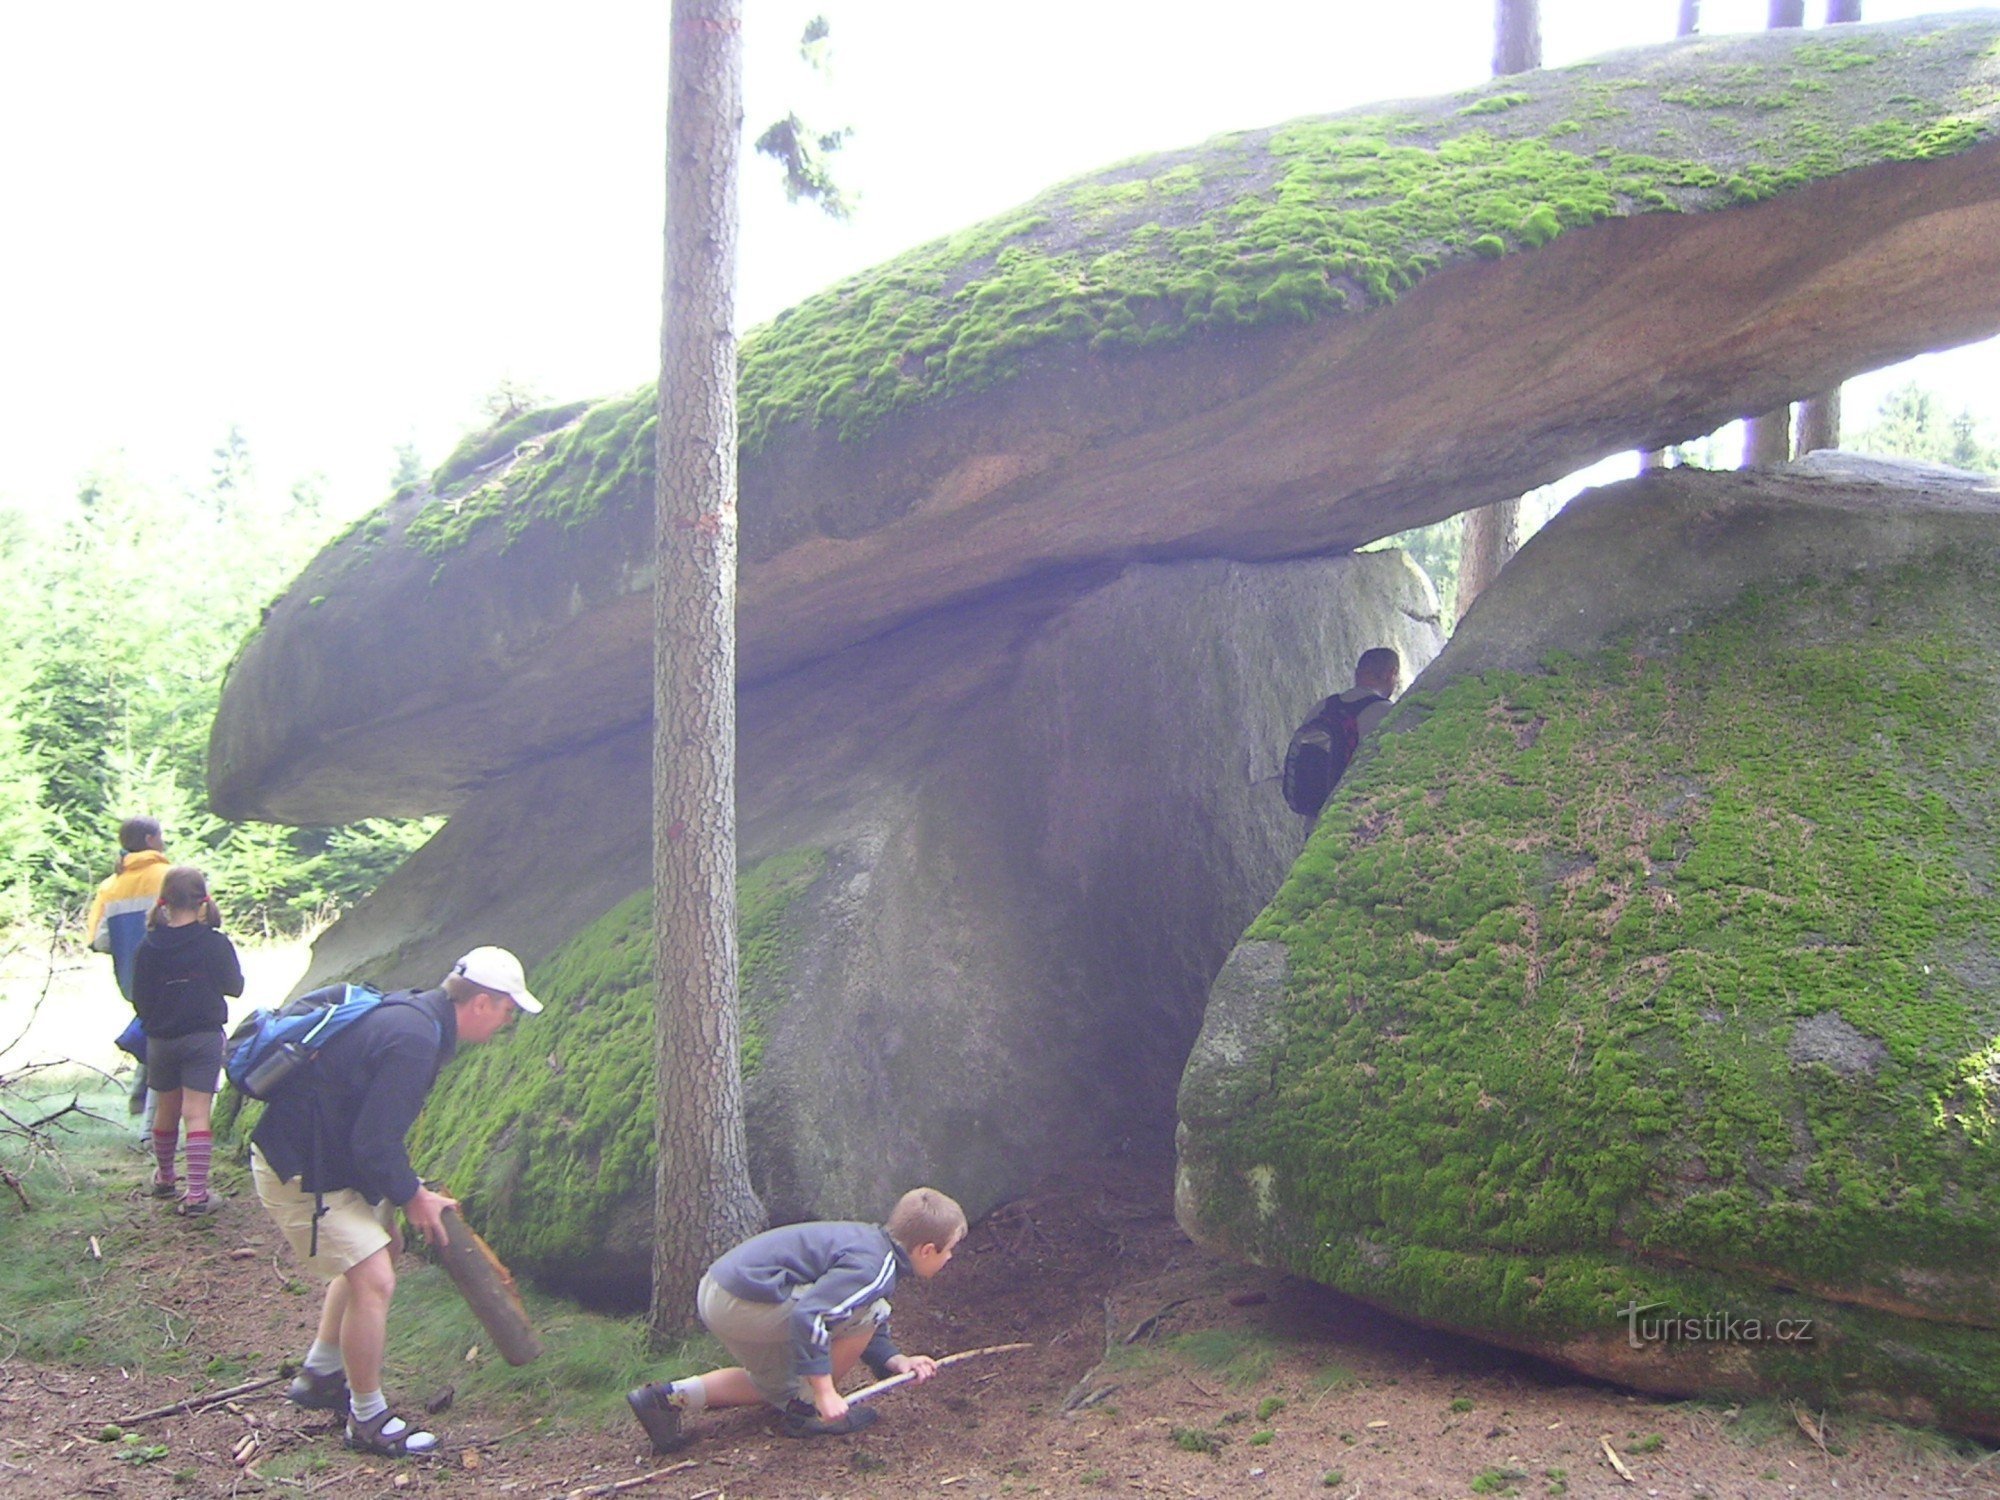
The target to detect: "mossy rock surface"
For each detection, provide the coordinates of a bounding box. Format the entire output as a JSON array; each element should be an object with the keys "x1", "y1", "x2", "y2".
[
  {"x1": 1177, "y1": 461, "x2": 2000, "y2": 1436},
  {"x1": 410, "y1": 13, "x2": 2000, "y2": 554},
  {"x1": 407, "y1": 851, "x2": 824, "y2": 1302},
  {"x1": 209, "y1": 16, "x2": 2000, "y2": 828}
]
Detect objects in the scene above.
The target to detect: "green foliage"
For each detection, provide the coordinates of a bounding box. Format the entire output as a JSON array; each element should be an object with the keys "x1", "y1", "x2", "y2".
[
  {"x1": 2, "y1": 454, "x2": 439, "y2": 932},
  {"x1": 1851, "y1": 382, "x2": 2000, "y2": 473},
  {"x1": 1169, "y1": 1425, "x2": 1225, "y2": 1455},
  {"x1": 1471, "y1": 1468, "x2": 1528, "y2": 1495}
]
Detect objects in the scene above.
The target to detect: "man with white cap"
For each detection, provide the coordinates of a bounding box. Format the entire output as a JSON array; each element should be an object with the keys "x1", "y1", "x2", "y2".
[{"x1": 251, "y1": 946, "x2": 542, "y2": 1457}]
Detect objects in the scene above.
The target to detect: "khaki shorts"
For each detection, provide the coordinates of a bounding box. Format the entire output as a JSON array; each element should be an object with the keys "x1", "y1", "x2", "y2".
[
  {"x1": 697, "y1": 1273, "x2": 890, "y2": 1406},
  {"x1": 251, "y1": 1146, "x2": 398, "y2": 1279}
]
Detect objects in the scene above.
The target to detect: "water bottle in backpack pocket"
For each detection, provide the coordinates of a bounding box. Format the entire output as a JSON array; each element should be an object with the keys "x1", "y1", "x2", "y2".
[{"x1": 225, "y1": 983, "x2": 386, "y2": 1101}]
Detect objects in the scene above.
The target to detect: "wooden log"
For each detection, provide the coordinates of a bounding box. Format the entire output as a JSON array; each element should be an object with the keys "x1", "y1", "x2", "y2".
[{"x1": 436, "y1": 1206, "x2": 541, "y2": 1366}]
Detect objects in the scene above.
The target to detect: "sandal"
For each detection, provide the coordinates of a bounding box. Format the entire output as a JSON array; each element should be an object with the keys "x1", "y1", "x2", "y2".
[
  {"x1": 150, "y1": 1175, "x2": 177, "y2": 1199},
  {"x1": 344, "y1": 1409, "x2": 439, "y2": 1457},
  {"x1": 175, "y1": 1194, "x2": 217, "y2": 1216}
]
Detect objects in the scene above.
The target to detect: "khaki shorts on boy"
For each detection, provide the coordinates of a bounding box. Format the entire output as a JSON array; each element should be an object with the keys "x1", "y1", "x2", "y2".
[
  {"x1": 697, "y1": 1273, "x2": 890, "y2": 1405},
  {"x1": 251, "y1": 1146, "x2": 398, "y2": 1279}
]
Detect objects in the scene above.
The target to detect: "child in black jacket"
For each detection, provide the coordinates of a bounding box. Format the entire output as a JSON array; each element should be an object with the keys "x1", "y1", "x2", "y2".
[{"x1": 131, "y1": 865, "x2": 243, "y2": 1213}]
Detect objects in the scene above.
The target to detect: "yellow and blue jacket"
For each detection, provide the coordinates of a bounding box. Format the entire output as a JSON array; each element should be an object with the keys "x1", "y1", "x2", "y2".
[{"x1": 84, "y1": 849, "x2": 170, "y2": 1001}]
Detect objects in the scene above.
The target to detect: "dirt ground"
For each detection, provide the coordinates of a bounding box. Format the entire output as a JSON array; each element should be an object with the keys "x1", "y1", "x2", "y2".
[{"x1": 4, "y1": 1150, "x2": 1998, "y2": 1500}]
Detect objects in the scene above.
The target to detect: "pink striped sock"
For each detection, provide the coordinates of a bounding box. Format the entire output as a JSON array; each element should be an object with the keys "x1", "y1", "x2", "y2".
[
  {"x1": 151, "y1": 1128, "x2": 177, "y2": 1186},
  {"x1": 184, "y1": 1130, "x2": 214, "y2": 1202}
]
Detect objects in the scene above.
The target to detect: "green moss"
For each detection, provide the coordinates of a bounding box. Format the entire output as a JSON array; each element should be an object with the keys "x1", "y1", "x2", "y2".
[
  {"x1": 1459, "y1": 92, "x2": 1533, "y2": 116},
  {"x1": 406, "y1": 847, "x2": 826, "y2": 1277},
  {"x1": 1192, "y1": 556, "x2": 2000, "y2": 1425},
  {"x1": 431, "y1": 401, "x2": 593, "y2": 492}
]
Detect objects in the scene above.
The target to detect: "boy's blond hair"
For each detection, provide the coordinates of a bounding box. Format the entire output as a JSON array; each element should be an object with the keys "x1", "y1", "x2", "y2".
[{"x1": 886, "y1": 1186, "x2": 966, "y2": 1252}]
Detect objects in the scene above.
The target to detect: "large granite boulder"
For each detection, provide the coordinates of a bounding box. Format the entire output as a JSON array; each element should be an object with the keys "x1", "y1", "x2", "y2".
[
  {"x1": 210, "y1": 14, "x2": 2000, "y2": 825},
  {"x1": 398, "y1": 551, "x2": 1441, "y2": 1304},
  {"x1": 1176, "y1": 457, "x2": 2000, "y2": 1435}
]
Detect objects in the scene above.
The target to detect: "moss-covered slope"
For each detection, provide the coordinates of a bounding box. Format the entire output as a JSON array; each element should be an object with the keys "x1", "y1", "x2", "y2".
[
  {"x1": 408, "y1": 14, "x2": 2000, "y2": 556},
  {"x1": 1178, "y1": 470, "x2": 2000, "y2": 1434},
  {"x1": 404, "y1": 850, "x2": 823, "y2": 1299}
]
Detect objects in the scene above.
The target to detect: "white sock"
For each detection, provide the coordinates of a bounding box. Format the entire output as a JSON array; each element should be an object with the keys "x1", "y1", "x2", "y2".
[
  {"x1": 304, "y1": 1340, "x2": 343, "y2": 1376},
  {"x1": 669, "y1": 1378, "x2": 708, "y2": 1411},
  {"x1": 349, "y1": 1390, "x2": 437, "y2": 1452}
]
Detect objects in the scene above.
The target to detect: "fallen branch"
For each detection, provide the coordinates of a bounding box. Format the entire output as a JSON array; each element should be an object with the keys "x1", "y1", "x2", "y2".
[
  {"x1": 118, "y1": 1372, "x2": 288, "y2": 1424},
  {"x1": 561, "y1": 1456, "x2": 698, "y2": 1498},
  {"x1": 847, "y1": 1342, "x2": 1032, "y2": 1406},
  {"x1": 1599, "y1": 1434, "x2": 1635, "y2": 1483},
  {"x1": 1788, "y1": 1400, "x2": 1830, "y2": 1456}
]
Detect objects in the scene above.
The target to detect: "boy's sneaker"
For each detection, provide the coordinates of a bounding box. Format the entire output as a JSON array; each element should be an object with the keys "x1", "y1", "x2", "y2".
[
  {"x1": 781, "y1": 1397, "x2": 879, "y2": 1438},
  {"x1": 287, "y1": 1367, "x2": 351, "y2": 1411},
  {"x1": 626, "y1": 1384, "x2": 687, "y2": 1453}
]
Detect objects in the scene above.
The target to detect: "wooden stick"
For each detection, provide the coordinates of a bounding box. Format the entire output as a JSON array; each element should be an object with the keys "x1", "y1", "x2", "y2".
[
  {"x1": 1599, "y1": 1434, "x2": 1635, "y2": 1483},
  {"x1": 119, "y1": 1372, "x2": 288, "y2": 1424},
  {"x1": 562, "y1": 1457, "x2": 698, "y2": 1498},
  {"x1": 846, "y1": 1342, "x2": 1032, "y2": 1406},
  {"x1": 436, "y1": 1206, "x2": 542, "y2": 1365}
]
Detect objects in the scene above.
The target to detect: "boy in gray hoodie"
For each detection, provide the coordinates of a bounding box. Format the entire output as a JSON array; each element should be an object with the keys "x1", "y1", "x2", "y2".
[{"x1": 628, "y1": 1186, "x2": 967, "y2": 1449}]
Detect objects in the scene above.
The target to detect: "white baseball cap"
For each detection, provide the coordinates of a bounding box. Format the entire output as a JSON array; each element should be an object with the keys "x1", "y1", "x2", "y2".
[{"x1": 451, "y1": 946, "x2": 543, "y2": 1014}]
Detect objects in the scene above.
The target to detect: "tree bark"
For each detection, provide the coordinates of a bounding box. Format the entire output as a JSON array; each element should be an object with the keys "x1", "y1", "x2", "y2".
[
  {"x1": 1768, "y1": 0, "x2": 1805, "y2": 25},
  {"x1": 1744, "y1": 409, "x2": 1793, "y2": 466},
  {"x1": 1678, "y1": 0, "x2": 1700, "y2": 35},
  {"x1": 1458, "y1": 1, "x2": 1542, "y2": 621},
  {"x1": 1456, "y1": 496, "x2": 1519, "y2": 626},
  {"x1": 649, "y1": 0, "x2": 763, "y2": 1341},
  {"x1": 1492, "y1": 0, "x2": 1541, "y2": 76},
  {"x1": 1826, "y1": 0, "x2": 1861, "y2": 20}
]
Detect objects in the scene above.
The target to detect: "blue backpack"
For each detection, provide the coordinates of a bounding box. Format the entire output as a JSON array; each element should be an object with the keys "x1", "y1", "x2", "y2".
[{"x1": 224, "y1": 983, "x2": 393, "y2": 1100}]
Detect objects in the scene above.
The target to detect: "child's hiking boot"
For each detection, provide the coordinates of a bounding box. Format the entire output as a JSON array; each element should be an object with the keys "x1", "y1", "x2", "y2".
[
  {"x1": 286, "y1": 1367, "x2": 350, "y2": 1411},
  {"x1": 626, "y1": 1383, "x2": 687, "y2": 1453},
  {"x1": 781, "y1": 1397, "x2": 879, "y2": 1437}
]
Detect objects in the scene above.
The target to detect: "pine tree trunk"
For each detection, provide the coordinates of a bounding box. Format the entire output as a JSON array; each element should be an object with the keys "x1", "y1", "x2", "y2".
[
  {"x1": 1456, "y1": 497, "x2": 1519, "y2": 626},
  {"x1": 1826, "y1": 0, "x2": 1862, "y2": 20},
  {"x1": 1744, "y1": 409, "x2": 1793, "y2": 466},
  {"x1": 649, "y1": 0, "x2": 763, "y2": 1342},
  {"x1": 1768, "y1": 0, "x2": 1805, "y2": 26},
  {"x1": 1492, "y1": 0, "x2": 1541, "y2": 76},
  {"x1": 1678, "y1": 0, "x2": 1700, "y2": 35},
  {"x1": 1458, "y1": 1, "x2": 1542, "y2": 621}
]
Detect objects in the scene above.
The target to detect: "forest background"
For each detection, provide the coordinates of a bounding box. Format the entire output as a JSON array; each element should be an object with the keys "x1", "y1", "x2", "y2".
[{"x1": 4, "y1": 0, "x2": 2000, "y2": 941}]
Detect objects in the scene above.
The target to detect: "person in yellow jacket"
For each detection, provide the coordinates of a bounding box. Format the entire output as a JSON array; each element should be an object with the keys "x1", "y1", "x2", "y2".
[{"x1": 84, "y1": 817, "x2": 171, "y2": 1119}]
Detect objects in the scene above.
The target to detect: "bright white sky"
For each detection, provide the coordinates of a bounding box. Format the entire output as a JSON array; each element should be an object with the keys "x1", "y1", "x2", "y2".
[{"x1": 3, "y1": 1, "x2": 1995, "y2": 519}]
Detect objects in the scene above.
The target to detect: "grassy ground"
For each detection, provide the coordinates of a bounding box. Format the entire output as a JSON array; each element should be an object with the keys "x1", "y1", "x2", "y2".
[{"x1": 0, "y1": 1081, "x2": 711, "y2": 1428}]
